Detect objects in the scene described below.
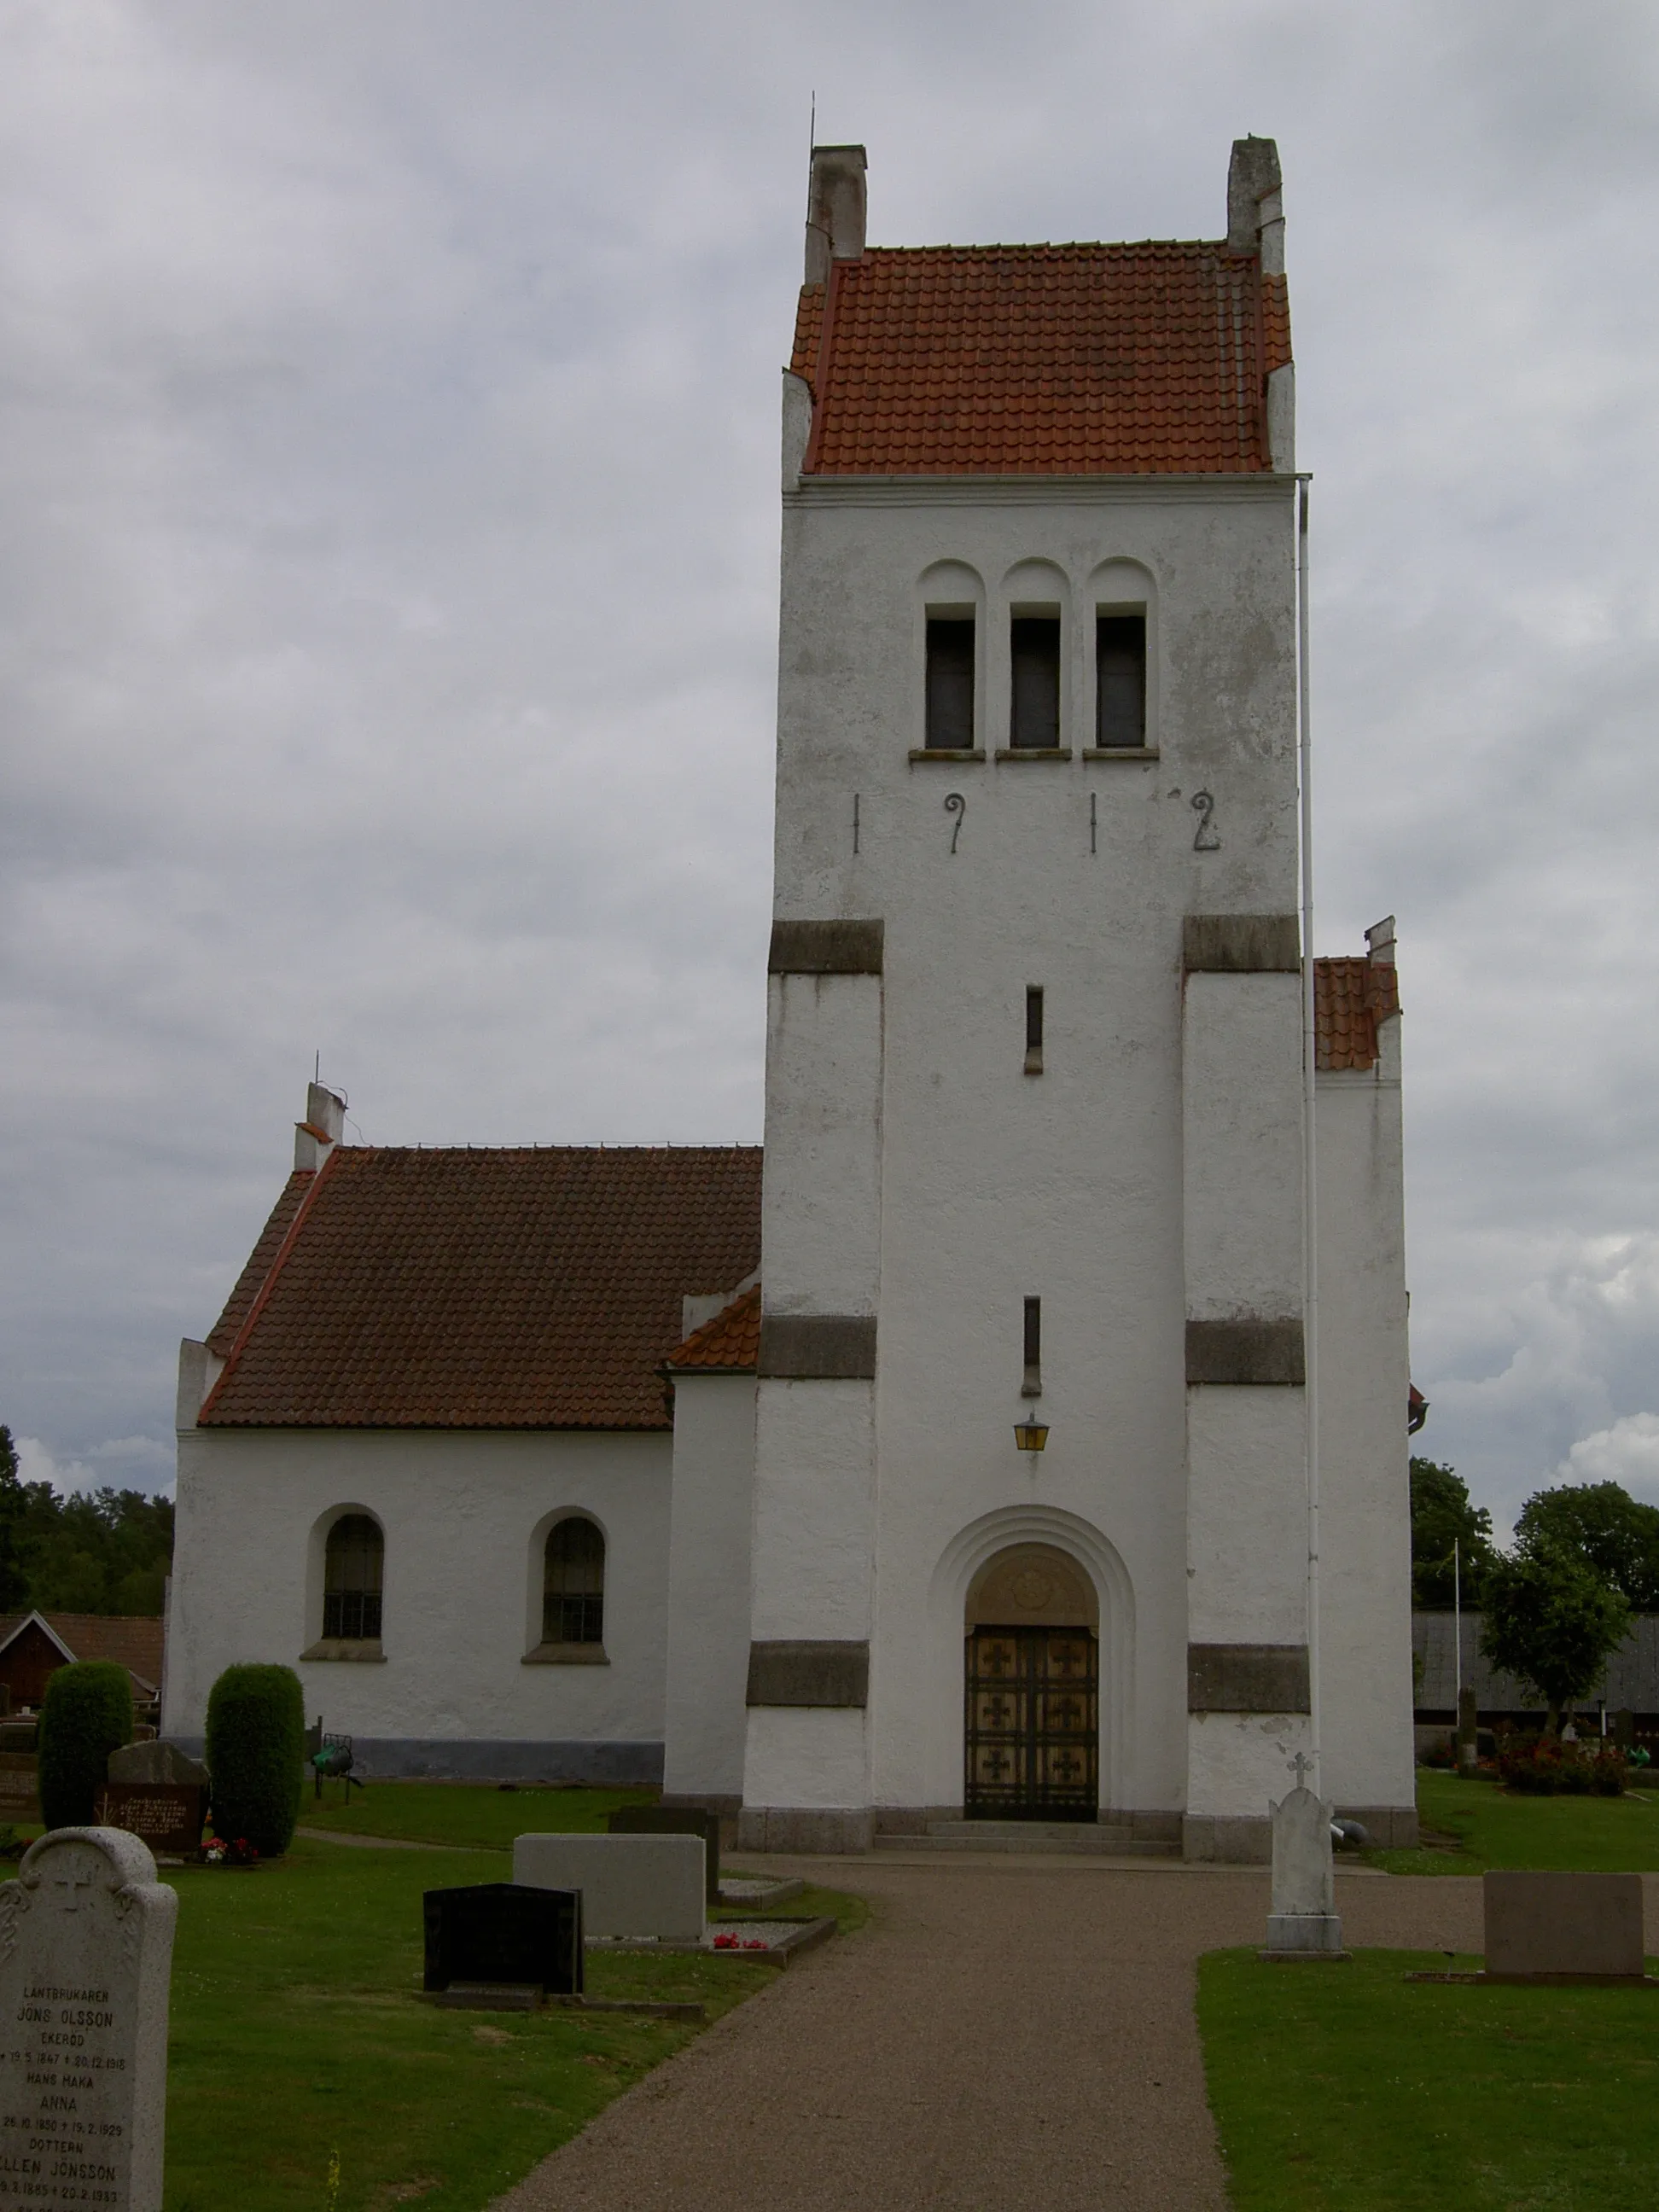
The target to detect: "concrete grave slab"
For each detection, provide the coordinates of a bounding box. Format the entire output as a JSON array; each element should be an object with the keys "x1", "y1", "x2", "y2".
[{"x1": 512, "y1": 1832, "x2": 705, "y2": 1943}]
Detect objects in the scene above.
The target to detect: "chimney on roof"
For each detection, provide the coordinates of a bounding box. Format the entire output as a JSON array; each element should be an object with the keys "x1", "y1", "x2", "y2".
[
  {"x1": 1226, "y1": 137, "x2": 1284, "y2": 271},
  {"x1": 294, "y1": 1080, "x2": 346, "y2": 1173},
  {"x1": 805, "y1": 144, "x2": 867, "y2": 286},
  {"x1": 1365, "y1": 916, "x2": 1397, "y2": 967}
]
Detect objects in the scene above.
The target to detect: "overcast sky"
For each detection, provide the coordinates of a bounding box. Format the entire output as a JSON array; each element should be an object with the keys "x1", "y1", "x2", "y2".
[{"x1": 3, "y1": 0, "x2": 1656, "y2": 1540}]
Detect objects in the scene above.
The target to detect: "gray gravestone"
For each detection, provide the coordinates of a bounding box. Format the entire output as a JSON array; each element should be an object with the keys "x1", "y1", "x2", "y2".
[
  {"x1": 1484, "y1": 1871, "x2": 1646, "y2": 1981},
  {"x1": 1456, "y1": 1685, "x2": 1479, "y2": 1771},
  {"x1": 1262, "y1": 1759, "x2": 1345, "y2": 1958},
  {"x1": 0, "y1": 1827, "x2": 178, "y2": 2211},
  {"x1": 607, "y1": 1807, "x2": 721, "y2": 1904},
  {"x1": 106, "y1": 1743, "x2": 208, "y2": 1791},
  {"x1": 513, "y1": 1833, "x2": 705, "y2": 1941}
]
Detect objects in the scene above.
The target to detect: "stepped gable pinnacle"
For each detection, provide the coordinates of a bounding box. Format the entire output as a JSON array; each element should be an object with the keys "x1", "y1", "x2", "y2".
[
  {"x1": 200, "y1": 1144, "x2": 762, "y2": 1430},
  {"x1": 789, "y1": 239, "x2": 1291, "y2": 477}
]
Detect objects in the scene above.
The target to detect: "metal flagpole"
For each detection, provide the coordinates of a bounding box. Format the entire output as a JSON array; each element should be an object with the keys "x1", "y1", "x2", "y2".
[
  {"x1": 1453, "y1": 1537, "x2": 1462, "y2": 1708},
  {"x1": 1297, "y1": 474, "x2": 1320, "y2": 1789}
]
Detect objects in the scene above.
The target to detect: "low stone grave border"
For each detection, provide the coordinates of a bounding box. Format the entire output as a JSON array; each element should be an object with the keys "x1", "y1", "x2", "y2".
[
  {"x1": 719, "y1": 1874, "x2": 806, "y2": 1907},
  {"x1": 584, "y1": 1915, "x2": 837, "y2": 1965},
  {"x1": 422, "y1": 1983, "x2": 706, "y2": 2019},
  {"x1": 1405, "y1": 1969, "x2": 1659, "y2": 1987}
]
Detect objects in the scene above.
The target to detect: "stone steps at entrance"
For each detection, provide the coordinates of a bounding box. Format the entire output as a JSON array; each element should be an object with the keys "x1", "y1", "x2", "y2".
[{"x1": 876, "y1": 1822, "x2": 1179, "y2": 1857}]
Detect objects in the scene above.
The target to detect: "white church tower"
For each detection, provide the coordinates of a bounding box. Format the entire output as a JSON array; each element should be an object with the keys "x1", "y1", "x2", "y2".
[{"x1": 691, "y1": 137, "x2": 1417, "y2": 1857}]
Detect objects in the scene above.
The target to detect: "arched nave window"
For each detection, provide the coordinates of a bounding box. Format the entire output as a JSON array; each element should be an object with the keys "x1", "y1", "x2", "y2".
[
  {"x1": 323, "y1": 1515, "x2": 383, "y2": 1641},
  {"x1": 543, "y1": 1518, "x2": 604, "y2": 1646}
]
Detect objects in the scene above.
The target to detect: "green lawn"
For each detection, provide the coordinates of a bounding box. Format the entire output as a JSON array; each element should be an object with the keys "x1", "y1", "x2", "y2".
[
  {"x1": 297, "y1": 1779, "x2": 656, "y2": 1850},
  {"x1": 1199, "y1": 1946, "x2": 1659, "y2": 2212},
  {"x1": 156, "y1": 1832, "x2": 861, "y2": 2212},
  {"x1": 1367, "y1": 1769, "x2": 1659, "y2": 1875}
]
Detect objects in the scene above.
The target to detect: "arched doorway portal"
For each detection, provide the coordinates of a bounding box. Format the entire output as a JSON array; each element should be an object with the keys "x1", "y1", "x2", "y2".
[{"x1": 964, "y1": 1544, "x2": 1098, "y2": 1822}]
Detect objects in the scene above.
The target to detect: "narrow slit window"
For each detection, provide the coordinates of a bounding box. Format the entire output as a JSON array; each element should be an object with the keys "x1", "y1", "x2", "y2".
[
  {"x1": 925, "y1": 617, "x2": 975, "y2": 749},
  {"x1": 1025, "y1": 987, "x2": 1044, "y2": 1073},
  {"x1": 544, "y1": 1517, "x2": 605, "y2": 1645},
  {"x1": 1022, "y1": 1296, "x2": 1042, "y2": 1396},
  {"x1": 1010, "y1": 616, "x2": 1061, "y2": 748},
  {"x1": 323, "y1": 1515, "x2": 383, "y2": 1641},
  {"x1": 1095, "y1": 614, "x2": 1146, "y2": 748}
]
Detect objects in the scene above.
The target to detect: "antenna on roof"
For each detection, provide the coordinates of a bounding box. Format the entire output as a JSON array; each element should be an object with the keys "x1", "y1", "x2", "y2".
[
  {"x1": 314, "y1": 1049, "x2": 320, "y2": 1085},
  {"x1": 810, "y1": 88, "x2": 816, "y2": 154}
]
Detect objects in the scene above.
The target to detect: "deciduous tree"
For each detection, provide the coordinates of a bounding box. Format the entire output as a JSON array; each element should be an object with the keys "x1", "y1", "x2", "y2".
[
  {"x1": 1410, "y1": 1458, "x2": 1497, "y2": 1609},
  {"x1": 1480, "y1": 1540, "x2": 1632, "y2": 1732},
  {"x1": 1514, "y1": 1481, "x2": 1659, "y2": 1611}
]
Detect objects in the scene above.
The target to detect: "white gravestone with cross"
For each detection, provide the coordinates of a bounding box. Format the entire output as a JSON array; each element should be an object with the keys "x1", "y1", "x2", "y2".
[
  {"x1": 1262, "y1": 1754, "x2": 1347, "y2": 1959},
  {"x1": 0, "y1": 1827, "x2": 178, "y2": 2211}
]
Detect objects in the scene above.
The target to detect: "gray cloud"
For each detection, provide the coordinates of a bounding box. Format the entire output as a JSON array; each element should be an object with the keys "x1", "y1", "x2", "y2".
[{"x1": 2, "y1": 0, "x2": 1656, "y2": 1533}]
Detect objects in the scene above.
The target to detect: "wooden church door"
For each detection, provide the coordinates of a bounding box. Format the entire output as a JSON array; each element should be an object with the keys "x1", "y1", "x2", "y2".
[{"x1": 964, "y1": 1626, "x2": 1098, "y2": 1821}]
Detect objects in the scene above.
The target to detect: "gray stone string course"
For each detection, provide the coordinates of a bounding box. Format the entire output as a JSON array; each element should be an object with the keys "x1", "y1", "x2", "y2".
[{"x1": 0, "y1": 1827, "x2": 178, "y2": 2212}]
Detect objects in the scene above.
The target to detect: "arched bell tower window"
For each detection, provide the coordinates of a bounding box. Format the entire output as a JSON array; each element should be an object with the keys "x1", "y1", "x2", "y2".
[
  {"x1": 323, "y1": 1515, "x2": 383, "y2": 1641},
  {"x1": 544, "y1": 1517, "x2": 604, "y2": 1646}
]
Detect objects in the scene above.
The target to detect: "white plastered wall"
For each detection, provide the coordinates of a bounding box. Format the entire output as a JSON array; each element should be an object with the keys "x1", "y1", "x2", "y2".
[
  {"x1": 765, "y1": 469, "x2": 1301, "y2": 1826},
  {"x1": 742, "y1": 1375, "x2": 874, "y2": 1810},
  {"x1": 744, "y1": 944, "x2": 882, "y2": 1815},
  {"x1": 661, "y1": 1372, "x2": 757, "y2": 1806},
  {"x1": 1315, "y1": 1010, "x2": 1417, "y2": 1822},
  {"x1": 166, "y1": 1423, "x2": 671, "y2": 1773}
]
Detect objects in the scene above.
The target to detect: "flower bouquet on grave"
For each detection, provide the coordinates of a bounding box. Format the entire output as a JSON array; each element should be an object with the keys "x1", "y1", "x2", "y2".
[
  {"x1": 202, "y1": 1833, "x2": 261, "y2": 1866},
  {"x1": 713, "y1": 1932, "x2": 770, "y2": 1950}
]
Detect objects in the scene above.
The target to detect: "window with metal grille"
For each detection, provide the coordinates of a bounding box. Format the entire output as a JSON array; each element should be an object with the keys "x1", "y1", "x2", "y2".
[
  {"x1": 323, "y1": 1514, "x2": 383, "y2": 1640},
  {"x1": 544, "y1": 1517, "x2": 605, "y2": 1645},
  {"x1": 1010, "y1": 616, "x2": 1061, "y2": 748},
  {"x1": 925, "y1": 616, "x2": 975, "y2": 749},
  {"x1": 1095, "y1": 614, "x2": 1146, "y2": 748}
]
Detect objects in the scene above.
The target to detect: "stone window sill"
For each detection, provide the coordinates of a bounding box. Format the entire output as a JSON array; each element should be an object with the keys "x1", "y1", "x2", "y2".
[
  {"x1": 522, "y1": 1643, "x2": 610, "y2": 1666},
  {"x1": 908, "y1": 748, "x2": 985, "y2": 764},
  {"x1": 1082, "y1": 746, "x2": 1159, "y2": 761},
  {"x1": 996, "y1": 748, "x2": 1072, "y2": 763},
  {"x1": 300, "y1": 1639, "x2": 386, "y2": 1663}
]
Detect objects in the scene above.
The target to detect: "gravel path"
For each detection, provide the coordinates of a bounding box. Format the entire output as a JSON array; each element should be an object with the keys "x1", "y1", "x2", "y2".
[{"x1": 492, "y1": 1857, "x2": 1486, "y2": 2212}]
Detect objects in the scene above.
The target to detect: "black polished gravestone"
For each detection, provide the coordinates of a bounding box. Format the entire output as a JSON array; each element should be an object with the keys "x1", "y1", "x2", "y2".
[
  {"x1": 608, "y1": 1806, "x2": 720, "y2": 1904},
  {"x1": 423, "y1": 1883, "x2": 584, "y2": 2003}
]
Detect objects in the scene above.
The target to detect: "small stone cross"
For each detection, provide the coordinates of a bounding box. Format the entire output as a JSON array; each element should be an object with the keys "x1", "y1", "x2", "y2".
[
  {"x1": 1288, "y1": 1752, "x2": 1314, "y2": 1788},
  {"x1": 49, "y1": 1869, "x2": 93, "y2": 1914}
]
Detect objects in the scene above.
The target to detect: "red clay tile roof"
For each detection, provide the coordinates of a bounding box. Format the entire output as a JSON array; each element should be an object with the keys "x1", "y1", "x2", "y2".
[
  {"x1": 1315, "y1": 958, "x2": 1400, "y2": 1073},
  {"x1": 0, "y1": 1612, "x2": 166, "y2": 1694},
  {"x1": 200, "y1": 1147, "x2": 763, "y2": 1430},
  {"x1": 789, "y1": 242, "x2": 1289, "y2": 476},
  {"x1": 207, "y1": 1170, "x2": 313, "y2": 1358},
  {"x1": 666, "y1": 1284, "x2": 761, "y2": 1371}
]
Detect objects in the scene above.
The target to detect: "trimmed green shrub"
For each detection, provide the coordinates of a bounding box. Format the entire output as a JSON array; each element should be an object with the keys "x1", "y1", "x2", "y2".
[
  {"x1": 38, "y1": 1661, "x2": 133, "y2": 1829},
  {"x1": 204, "y1": 1663, "x2": 306, "y2": 1858}
]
